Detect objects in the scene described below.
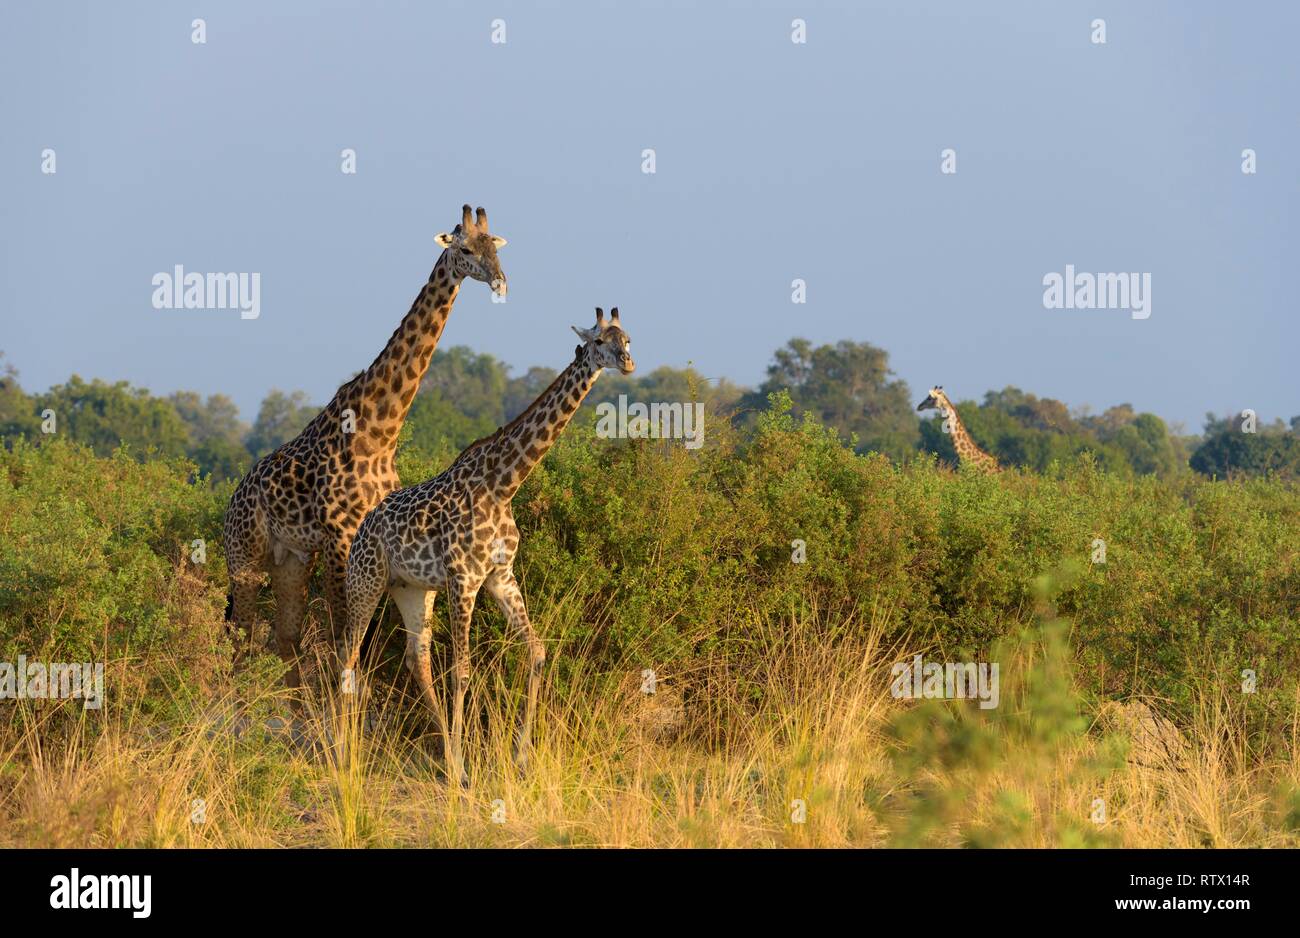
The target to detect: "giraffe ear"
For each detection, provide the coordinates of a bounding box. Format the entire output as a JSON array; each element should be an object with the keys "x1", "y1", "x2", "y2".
[
  {"x1": 434, "y1": 232, "x2": 457, "y2": 248},
  {"x1": 571, "y1": 324, "x2": 599, "y2": 343},
  {"x1": 490, "y1": 235, "x2": 507, "y2": 249}
]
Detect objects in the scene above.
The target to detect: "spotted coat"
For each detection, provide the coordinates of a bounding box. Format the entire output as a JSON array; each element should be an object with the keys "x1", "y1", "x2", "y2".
[
  {"x1": 339, "y1": 309, "x2": 635, "y2": 784},
  {"x1": 222, "y1": 205, "x2": 508, "y2": 693}
]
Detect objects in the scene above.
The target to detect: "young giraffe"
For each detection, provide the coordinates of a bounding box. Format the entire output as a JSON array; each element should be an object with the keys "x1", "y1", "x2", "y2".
[
  {"x1": 340, "y1": 308, "x2": 635, "y2": 785},
  {"x1": 917, "y1": 386, "x2": 1001, "y2": 473},
  {"x1": 223, "y1": 205, "x2": 508, "y2": 695}
]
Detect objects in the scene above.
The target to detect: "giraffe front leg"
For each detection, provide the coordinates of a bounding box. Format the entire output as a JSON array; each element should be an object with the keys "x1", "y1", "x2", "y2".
[
  {"x1": 227, "y1": 573, "x2": 263, "y2": 662},
  {"x1": 321, "y1": 532, "x2": 355, "y2": 651},
  {"x1": 223, "y1": 496, "x2": 269, "y2": 661},
  {"x1": 445, "y1": 574, "x2": 477, "y2": 790},
  {"x1": 268, "y1": 549, "x2": 315, "y2": 705},
  {"x1": 338, "y1": 531, "x2": 387, "y2": 697},
  {"x1": 485, "y1": 569, "x2": 544, "y2": 773}
]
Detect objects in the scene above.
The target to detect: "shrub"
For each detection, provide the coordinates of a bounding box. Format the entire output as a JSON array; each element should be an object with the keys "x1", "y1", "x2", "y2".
[
  {"x1": 5, "y1": 395, "x2": 1299, "y2": 748},
  {"x1": 0, "y1": 439, "x2": 230, "y2": 718}
]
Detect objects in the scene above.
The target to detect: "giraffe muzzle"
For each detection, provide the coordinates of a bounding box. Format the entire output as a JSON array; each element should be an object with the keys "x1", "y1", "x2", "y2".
[{"x1": 490, "y1": 277, "x2": 508, "y2": 297}]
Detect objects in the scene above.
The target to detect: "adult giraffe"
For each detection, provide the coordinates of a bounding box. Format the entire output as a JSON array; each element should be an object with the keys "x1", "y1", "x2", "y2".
[
  {"x1": 917, "y1": 386, "x2": 1002, "y2": 473},
  {"x1": 340, "y1": 308, "x2": 636, "y2": 785},
  {"x1": 223, "y1": 205, "x2": 508, "y2": 694}
]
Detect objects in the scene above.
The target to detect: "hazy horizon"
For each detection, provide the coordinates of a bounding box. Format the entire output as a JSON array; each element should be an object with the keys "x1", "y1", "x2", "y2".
[{"x1": 3, "y1": 1, "x2": 1297, "y2": 432}]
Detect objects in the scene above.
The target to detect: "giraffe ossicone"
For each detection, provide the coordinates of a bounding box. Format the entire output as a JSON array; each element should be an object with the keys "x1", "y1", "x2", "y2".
[{"x1": 339, "y1": 307, "x2": 636, "y2": 786}]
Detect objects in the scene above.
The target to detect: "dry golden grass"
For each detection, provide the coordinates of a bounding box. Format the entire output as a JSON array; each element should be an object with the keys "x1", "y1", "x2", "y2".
[{"x1": 1, "y1": 607, "x2": 1297, "y2": 849}]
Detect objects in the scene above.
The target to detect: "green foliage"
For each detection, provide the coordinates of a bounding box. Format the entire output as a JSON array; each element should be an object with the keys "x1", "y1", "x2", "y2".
[
  {"x1": 0, "y1": 438, "x2": 230, "y2": 717},
  {"x1": 245, "y1": 390, "x2": 319, "y2": 460},
  {"x1": 743, "y1": 338, "x2": 919, "y2": 459},
  {"x1": 505, "y1": 366, "x2": 560, "y2": 420},
  {"x1": 33, "y1": 376, "x2": 191, "y2": 460},
  {"x1": 403, "y1": 389, "x2": 498, "y2": 461},
  {"x1": 886, "y1": 585, "x2": 1120, "y2": 847},
  {"x1": 1191, "y1": 425, "x2": 1300, "y2": 479},
  {"x1": 1100, "y1": 411, "x2": 1182, "y2": 476},
  {"x1": 168, "y1": 391, "x2": 251, "y2": 481},
  {"x1": 0, "y1": 354, "x2": 41, "y2": 440},
  {"x1": 7, "y1": 340, "x2": 1253, "y2": 485},
  {"x1": 0, "y1": 361, "x2": 257, "y2": 481},
  {"x1": 168, "y1": 391, "x2": 246, "y2": 447},
  {"x1": 3, "y1": 393, "x2": 1300, "y2": 760},
  {"x1": 490, "y1": 393, "x2": 1300, "y2": 743},
  {"x1": 6, "y1": 350, "x2": 1300, "y2": 757},
  {"x1": 419, "y1": 347, "x2": 511, "y2": 426},
  {"x1": 400, "y1": 347, "x2": 745, "y2": 465},
  {"x1": 590, "y1": 364, "x2": 746, "y2": 418},
  {"x1": 401, "y1": 347, "x2": 552, "y2": 469}
]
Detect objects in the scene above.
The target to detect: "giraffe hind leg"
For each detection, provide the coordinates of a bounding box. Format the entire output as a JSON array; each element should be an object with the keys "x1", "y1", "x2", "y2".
[
  {"x1": 485, "y1": 569, "x2": 544, "y2": 773},
  {"x1": 390, "y1": 586, "x2": 449, "y2": 746}
]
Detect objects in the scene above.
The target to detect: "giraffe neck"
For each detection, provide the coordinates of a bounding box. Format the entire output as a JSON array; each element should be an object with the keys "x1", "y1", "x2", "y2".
[
  {"x1": 941, "y1": 398, "x2": 997, "y2": 470},
  {"x1": 453, "y1": 348, "x2": 601, "y2": 499},
  {"x1": 941, "y1": 399, "x2": 972, "y2": 447},
  {"x1": 325, "y1": 250, "x2": 463, "y2": 457}
]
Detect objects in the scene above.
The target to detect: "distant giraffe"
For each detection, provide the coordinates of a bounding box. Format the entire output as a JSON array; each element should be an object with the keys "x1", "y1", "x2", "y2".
[
  {"x1": 917, "y1": 386, "x2": 1001, "y2": 473},
  {"x1": 223, "y1": 205, "x2": 508, "y2": 695},
  {"x1": 340, "y1": 308, "x2": 636, "y2": 785}
]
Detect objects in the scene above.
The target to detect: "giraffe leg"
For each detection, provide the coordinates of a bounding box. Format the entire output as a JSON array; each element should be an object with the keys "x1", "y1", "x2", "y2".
[
  {"x1": 485, "y1": 569, "x2": 544, "y2": 773},
  {"x1": 445, "y1": 575, "x2": 478, "y2": 789},
  {"x1": 226, "y1": 573, "x2": 263, "y2": 662},
  {"x1": 268, "y1": 549, "x2": 314, "y2": 700},
  {"x1": 223, "y1": 491, "x2": 269, "y2": 660},
  {"x1": 320, "y1": 533, "x2": 354, "y2": 651},
  {"x1": 338, "y1": 539, "x2": 387, "y2": 693},
  {"x1": 389, "y1": 586, "x2": 448, "y2": 743}
]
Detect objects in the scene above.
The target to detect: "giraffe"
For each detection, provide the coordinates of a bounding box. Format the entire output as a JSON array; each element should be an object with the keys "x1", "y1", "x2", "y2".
[
  {"x1": 917, "y1": 386, "x2": 1001, "y2": 473},
  {"x1": 339, "y1": 307, "x2": 635, "y2": 785},
  {"x1": 222, "y1": 205, "x2": 508, "y2": 696}
]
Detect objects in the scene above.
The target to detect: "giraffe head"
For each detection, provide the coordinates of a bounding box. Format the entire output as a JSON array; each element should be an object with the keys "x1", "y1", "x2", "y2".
[
  {"x1": 572, "y1": 307, "x2": 635, "y2": 375},
  {"x1": 917, "y1": 386, "x2": 951, "y2": 413},
  {"x1": 434, "y1": 204, "x2": 509, "y2": 296}
]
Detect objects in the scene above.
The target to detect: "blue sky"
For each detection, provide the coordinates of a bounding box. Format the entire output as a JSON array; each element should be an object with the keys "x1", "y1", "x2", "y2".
[{"x1": 2, "y1": 1, "x2": 1296, "y2": 432}]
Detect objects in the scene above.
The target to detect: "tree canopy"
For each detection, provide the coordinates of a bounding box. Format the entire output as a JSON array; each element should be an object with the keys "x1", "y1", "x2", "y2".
[
  {"x1": 743, "y1": 338, "x2": 919, "y2": 460},
  {"x1": 1, "y1": 342, "x2": 1292, "y2": 483}
]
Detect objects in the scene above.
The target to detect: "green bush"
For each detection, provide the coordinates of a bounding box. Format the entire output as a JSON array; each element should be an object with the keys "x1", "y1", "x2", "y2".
[
  {"x1": 4, "y1": 395, "x2": 1298, "y2": 747},
  {"x1": 0, "y1": 438, "x2": 230, "y2": 715},
  {"x1": 503, "y1": 394, "x2": 1300, "y2": 737}
]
